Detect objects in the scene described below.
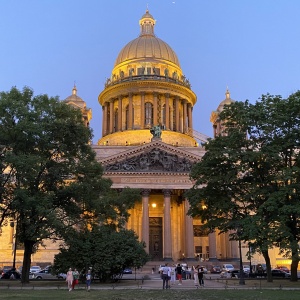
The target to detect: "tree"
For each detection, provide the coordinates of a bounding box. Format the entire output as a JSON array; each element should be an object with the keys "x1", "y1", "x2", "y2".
[
  {"x1": 0, "y1": 86, "x2": 139, "y2": 283},
  {"x1": 186, "y1": 91, "x2": 300, "y2": 282},
  {"x1": 53, "y1": 225, "x2": 149, "y2": 282}
]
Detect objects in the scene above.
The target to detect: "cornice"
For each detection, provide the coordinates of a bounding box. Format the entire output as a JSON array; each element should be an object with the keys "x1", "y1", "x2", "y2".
[{"x1": 99, "y1": 140, "x2": 201, "y2": 165}]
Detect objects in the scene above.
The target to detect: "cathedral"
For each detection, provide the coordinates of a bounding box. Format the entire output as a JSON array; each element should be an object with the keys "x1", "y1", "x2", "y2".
[{"x1": 0, "y1": 9, "x2": 289, "y2": 269}]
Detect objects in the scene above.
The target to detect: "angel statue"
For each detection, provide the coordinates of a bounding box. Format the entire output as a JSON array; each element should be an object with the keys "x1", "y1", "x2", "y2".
[{"x1": 150, "y1": 124, "x2": 162, "y2": 139}]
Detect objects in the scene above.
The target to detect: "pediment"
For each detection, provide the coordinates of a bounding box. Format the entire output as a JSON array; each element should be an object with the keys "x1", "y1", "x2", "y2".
[{"x1": 100, "y1": 140, "x2": 201, "y2": 174}]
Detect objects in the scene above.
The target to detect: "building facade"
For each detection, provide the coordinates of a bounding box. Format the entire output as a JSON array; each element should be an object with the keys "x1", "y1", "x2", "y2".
[{"x1": 1, "y1": 9, "x2": 289, "y2": 269}]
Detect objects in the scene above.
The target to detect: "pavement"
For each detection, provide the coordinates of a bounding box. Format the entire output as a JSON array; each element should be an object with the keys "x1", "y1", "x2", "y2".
[{"x1": 1, "y1": 271, "x2": 299, "y2": 290}]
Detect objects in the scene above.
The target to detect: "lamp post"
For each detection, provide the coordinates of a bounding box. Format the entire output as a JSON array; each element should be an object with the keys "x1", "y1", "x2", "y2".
[{"x1": 10, "y1": 218, "x2": 18, "y2": 269}]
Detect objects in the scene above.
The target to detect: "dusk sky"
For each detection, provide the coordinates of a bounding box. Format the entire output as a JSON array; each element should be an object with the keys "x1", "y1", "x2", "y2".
[{"x1": 1, "y1": 0, "x2": 299, "y2": 144}]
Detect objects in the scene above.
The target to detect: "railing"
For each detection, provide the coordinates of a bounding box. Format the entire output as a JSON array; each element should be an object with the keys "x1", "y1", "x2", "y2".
[{"x1": 104, "y1": 74, "x2": 191, "y2": 89}]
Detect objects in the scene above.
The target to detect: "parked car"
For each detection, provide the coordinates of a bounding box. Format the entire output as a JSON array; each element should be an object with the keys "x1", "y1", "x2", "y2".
[
  {"x1": 222, "y1": 264, "x2": 235, "y2": 272},
  {"x1": 57, "y1": 273, "x2": 67, "y2": 279},
  {"x1": 123, "y1": 268, "x2": 133, "y2": 274},
  {"x1": 271, "y1": 269, "x2": 289, "y2": 278},
  {"x1": 277, "y1": 266, "x2": 290, "y2": 273},
  {"x1": 31, "y1": 269, "x2": 57, "y2": 280},
  {"x1": 210, "y1": 265, "x2": 221, "y2": 273},
  {"x1": 30, "y1": 266, "x2": 42, "y2": 273},
  {"x1": 1, "y1": 268, "x2": 21, "y2": 279},
  {"x1": 243, "y1": 265, "x2": 250, "y2": 273},
  {"x1": 230, "y1": 269, "x2": 249, "y2": 278}
]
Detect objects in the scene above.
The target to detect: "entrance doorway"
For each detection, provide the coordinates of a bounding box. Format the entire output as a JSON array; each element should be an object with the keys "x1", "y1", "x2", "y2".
[{"x1": 149, "y1": 217, "x2": 163, "y2": 260}]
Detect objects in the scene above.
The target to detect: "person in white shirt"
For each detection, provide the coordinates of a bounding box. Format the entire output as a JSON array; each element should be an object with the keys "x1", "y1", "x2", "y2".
[{"x1": 161, "y1": 263, "x2": 171, "y2": 289}]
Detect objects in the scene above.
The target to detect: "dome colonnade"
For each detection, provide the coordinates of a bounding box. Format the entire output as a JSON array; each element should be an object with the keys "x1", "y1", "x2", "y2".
[{"x1": 98, "y1": 9, "x2": 197, "y2": 147}]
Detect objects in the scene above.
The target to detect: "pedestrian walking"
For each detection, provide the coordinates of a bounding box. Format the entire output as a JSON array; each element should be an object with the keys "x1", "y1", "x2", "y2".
[
  {"x1": 193, "y1": 265, "x2": 199, "y2": 288},
  {"x1": 170, "y1": 264, "x2": 176, "y2": 286},
  {"x1": 176, "y1": 263, "x2": 183, "y2": 285},
  {"x1": 66, "y1": 268, "x2": 73, "y2": 292},
  {"x1": 161, "y1": 263, "x2": 171, "y2": 289},
  {"x1": 86, "y1": 270, "x2": 92, "y2": 292},
  {"x1": 72, "y1": 268, "x2": 79, "y2": 290},
  {"x1": 198, "y1": 266, "x2": 205, "y2": 287}
]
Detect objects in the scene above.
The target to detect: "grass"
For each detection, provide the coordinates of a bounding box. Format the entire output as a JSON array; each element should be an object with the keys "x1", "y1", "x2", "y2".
[{"x1": 1, "y1": 278, "x2": 300, "y2": 300}]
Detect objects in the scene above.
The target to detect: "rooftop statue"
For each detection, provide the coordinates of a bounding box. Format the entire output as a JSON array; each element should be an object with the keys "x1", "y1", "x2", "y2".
[{"x1": 150, "y1": 124, "x2": 162, "y2": 139}]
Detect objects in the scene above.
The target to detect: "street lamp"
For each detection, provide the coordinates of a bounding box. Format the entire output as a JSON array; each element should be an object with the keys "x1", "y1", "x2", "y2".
[{"x1": 10, "y1": 218, "x2": 18, "y2": 269}]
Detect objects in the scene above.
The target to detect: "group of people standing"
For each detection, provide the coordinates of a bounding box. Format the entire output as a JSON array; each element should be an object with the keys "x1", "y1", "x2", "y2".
[
  {"x1": 161, "y1": 263, "x2": 205, "y2": 289},
  {"x1": 66, "y1": 268, "x2": 92, "y2": 292}
]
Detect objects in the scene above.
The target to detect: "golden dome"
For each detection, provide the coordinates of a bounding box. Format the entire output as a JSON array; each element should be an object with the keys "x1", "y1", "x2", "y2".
[{"x1": 114, "y1": 9, "x2": 181, "y2": 69}]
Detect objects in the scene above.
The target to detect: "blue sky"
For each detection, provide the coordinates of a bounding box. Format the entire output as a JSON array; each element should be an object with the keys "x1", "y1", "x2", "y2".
[{"x1": 1, "y1": 0, "x2": 299, "y2": 144}]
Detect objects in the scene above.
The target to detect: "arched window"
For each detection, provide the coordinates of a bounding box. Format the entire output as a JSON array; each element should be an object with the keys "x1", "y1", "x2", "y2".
[
  {"x1": 145, "y1": 102, "x2": 153, "y2": 127},
  {"x1": 107, "y1": 106, "x2": 111, "y2": 134}
]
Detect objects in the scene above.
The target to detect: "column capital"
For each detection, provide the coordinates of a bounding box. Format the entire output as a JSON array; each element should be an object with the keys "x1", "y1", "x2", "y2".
[
  {"x1": 163, "y1": 189, "x2": 172, "y2": 197},
  {"x1": 142, "y1": 189, "x2": 151, "y2": 196}
]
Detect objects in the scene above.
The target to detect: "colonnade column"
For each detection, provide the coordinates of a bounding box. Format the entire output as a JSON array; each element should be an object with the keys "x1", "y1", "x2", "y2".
[
  {"x1": 184, "y1": 199, "x2": 195, "y2": 260},
  {"x1": 118, "y1": 96, "x2": 122, "y2": 131},
  {"x1": 175, "y1": 96, "x2": 180, "y2": 132},
  {"x1": 128, "y1": 93, "x2": 133, "y2": 130},
  {"x1": 183, "y1": 100, "x2": 187, "y2": 133},
  {"x1": 163, "y1": 189, "x2": 172, "y2": 260},
  {"x1": 140, "y1": 92, "x2": 145, "y2": 129},
  {"x1": 153, "y1": 93, "x2": 158, "y2": 125},
  {"x1": 165, "y1": 93, "x2": 170, "y2": 130},
  {"x1": 142, "y1": 189, "x2": 150, "y2": 253},
  {"x1": 187, "y1": 103, "x2": 192, "y2": 131},
  {"x1": 208, "y1": 231, "x2": 218, "y2": 261},
  {"x1": 102, "y1": 104, "x2": 108, "y2": 137},
  {"x1": 109, "y1": 100, "x2": 114, "y2": 133}
]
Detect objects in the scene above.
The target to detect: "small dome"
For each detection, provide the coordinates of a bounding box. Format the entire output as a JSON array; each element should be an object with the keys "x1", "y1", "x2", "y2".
[
  {"x1": 64, "y1": 85, "x2": 86, "y2": 109},
  {"x1": 217, "y1": 88, "x2": 235, "y2": 112},
  {"x1": 114, "y1": 9, "x2": 181, "y2": 68}
]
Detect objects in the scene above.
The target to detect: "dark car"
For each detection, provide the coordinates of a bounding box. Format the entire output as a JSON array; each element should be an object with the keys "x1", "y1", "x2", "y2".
[
  {"x1": 271, "y1": 269, "x2": 288, "y2": 278},
  {"x1": 230, "y1": 269, "x2": 249, "y2": 278},
  {"x1": 1, "y1": 268, "x2": 21, "y2": 279},
  {"x1": 210, "y1": 265, "x2": 221, "y2": 273},
  {"x1": 123, "y1": 268, "x2": 133, "y2": 274}
]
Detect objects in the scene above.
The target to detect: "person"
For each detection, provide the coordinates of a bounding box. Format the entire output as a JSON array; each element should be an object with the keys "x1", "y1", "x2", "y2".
[
  {"x1": 176, "y1": 263, "x2": 183, "y2": 285},
  {"x1": 72, "y1": 268, "x2": 79, "y2": 290},
  {"x1": 161, "y1": 263, "x2": 171, "y2": 289},
  {"x1": 170, "y1": 264, "x2": 176, "y2": 286},
  {"x1": 193, "y1": 265, "x2": 199, "y2": 288},
  {"x1": 86, "y1": 270, "x2": 92, "y2": 292},
  {"x1": 198, "y1": 266, "x2": 205, "y2": 287},
  {"x1": 66, "y1": 268, "x2": 73, "y2": 292}
]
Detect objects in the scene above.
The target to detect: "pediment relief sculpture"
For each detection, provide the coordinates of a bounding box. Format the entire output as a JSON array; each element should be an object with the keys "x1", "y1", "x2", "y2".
[{"x1": 104, "y1": 147, "x2": 195, "y2": 173}]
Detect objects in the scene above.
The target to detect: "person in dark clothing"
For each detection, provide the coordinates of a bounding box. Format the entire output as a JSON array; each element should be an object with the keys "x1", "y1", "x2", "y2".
[
  {"x1": 176, "y1": 263, "x2": 183, "y2": 285},
  {"x1": 198, "y1": 267, "x2": 204, "y2": 286}
]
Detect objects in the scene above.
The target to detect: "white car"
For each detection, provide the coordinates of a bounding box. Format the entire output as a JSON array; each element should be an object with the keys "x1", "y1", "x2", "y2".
[
  {"x1": 222, "y1": 264, "x2": 235, "y2": 272},
  {"x1": 243, "y1": 265, "x2": 250, "y2": 273},
  {"x1": 30, "y1": 266, "x2": 42, "y2": 273}
]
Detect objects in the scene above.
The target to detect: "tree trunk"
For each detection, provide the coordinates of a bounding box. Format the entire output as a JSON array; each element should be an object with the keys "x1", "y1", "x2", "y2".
[
  {"x1": 262, "y1": 250, "x2": 272, "y2": 282},
  {"x1": 290, "y1": 249, "x2": 299, "y2": 282},
  {"x1": 21, "y1": 240, "x2": 35, "y2": 283}
]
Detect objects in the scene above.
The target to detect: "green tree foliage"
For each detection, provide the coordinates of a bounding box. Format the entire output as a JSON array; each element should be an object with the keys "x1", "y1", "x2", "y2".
[
  {"x1": 53, "y1": 225, "x2": 149, "y2": 282},
  {"x1": 0, "y1": 87, "x2": 139, "y2": 283},
  {"x1": 186, "y1": 91, "x2": 300, "y2": 281}
]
